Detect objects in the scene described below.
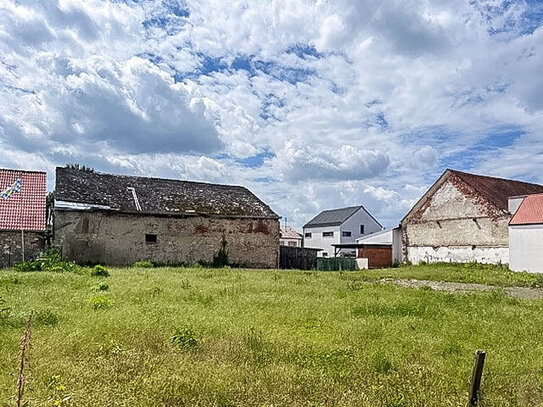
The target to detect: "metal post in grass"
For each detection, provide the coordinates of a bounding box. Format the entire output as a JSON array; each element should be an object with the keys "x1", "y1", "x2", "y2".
[{"x1": 468, "y1": 349, "x2": 486, "y2": 406}]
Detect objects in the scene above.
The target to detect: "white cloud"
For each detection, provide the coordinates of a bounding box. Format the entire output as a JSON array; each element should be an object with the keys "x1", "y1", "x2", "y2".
[{"x1": 1, "y1": 0, "x2": 543, "y2": 230}]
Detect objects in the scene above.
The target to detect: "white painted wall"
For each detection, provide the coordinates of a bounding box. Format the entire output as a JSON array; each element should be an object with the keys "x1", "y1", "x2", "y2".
[
  {"x1": 340, "y1": 208, "x2": 382, "y2": 244},
  {"x1": 280, "y1": 237, "x2": 302, "y2": 247},
  {"x1": 302, "y1": 225, "x2": 340, "y2": 256},
  {"x1": 509, "y1": 224, "x2": 543, "y2": 273},
  {"x1": 407, "y1": 246, "x2": 509, "y2": 265},
  {"x1": 508, "y1": 196, "x2": 526, "y2": 215}
]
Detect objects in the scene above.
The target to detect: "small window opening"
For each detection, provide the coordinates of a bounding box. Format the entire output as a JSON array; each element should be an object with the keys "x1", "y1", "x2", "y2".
[
  {"x1": 305, "y1": 232, "x2": 312, "y2": 238},
  {"x1": 323, "y1": 231, "x2": 334, "y2": 237},
  {"x1": 145, "y1": 234, "x2": 157, "y2": 244},
  {"x1": 360, "y1": 224, "x2": 365, "y2": 234},
  {"x1": 342, "y1": 231, "x2": 352, "y2": 237},
  {"x1": 81, "y1": 217, "x2": 89, "y2": 234}
]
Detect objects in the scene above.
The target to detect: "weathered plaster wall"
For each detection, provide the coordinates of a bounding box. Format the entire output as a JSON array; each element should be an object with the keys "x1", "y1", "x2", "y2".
[
  {"x1": 54, "y1": 211, "x2": 279, "y2": 268},
  {"x1": 403, "y1": 176, "x2": 510, "y2": 264},
  {"x1": 509, "y1": 224, "x2": 543, "y2": 273},
  {"x1": 0, "y1": 231, "x2": 45, "y2": 268},
  {"x1": 407, "y1": 246, "x2": 509, "y2": 265}
]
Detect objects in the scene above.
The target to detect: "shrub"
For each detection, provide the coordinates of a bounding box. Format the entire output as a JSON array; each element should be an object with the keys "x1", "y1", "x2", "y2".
[
  {"x1": 90, "y1": 265, "x2": 110, "y2": 277},
  {"x1": 89, "y1": 295, "x2": 112, "y2": 310},
  {"x1": 92, "y1": 282, "x2": 109, "y2": 291},
  {"x1": 171, "y1": 327, "x2": 199, "y2": 349},
  {"x1": 212, "y1": 235, "x2": 229, "y2": 267},
  {"x1": 134, "y1": 261, "x2": 153, "y2": 268},
  {"x1": 13, "y1": 247, "x2": 79, "y2": 273}
]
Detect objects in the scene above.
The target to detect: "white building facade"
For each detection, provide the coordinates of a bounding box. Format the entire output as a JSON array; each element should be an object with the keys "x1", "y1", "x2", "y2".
[
  {"x1": 509, "y1": 194, "x2": 543, "y2": 273},
  {"x1": 303, "y1": 206, "x2": 383, "y2": 257}
]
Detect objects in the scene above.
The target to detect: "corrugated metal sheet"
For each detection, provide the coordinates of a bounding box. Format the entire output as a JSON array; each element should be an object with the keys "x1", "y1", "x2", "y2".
[
  {"x1": 0, "y1": 169, "x2": 46, "y2": 231},
  {"x1": 510, "y1": 193, "x2": 543, "y2": 225}
]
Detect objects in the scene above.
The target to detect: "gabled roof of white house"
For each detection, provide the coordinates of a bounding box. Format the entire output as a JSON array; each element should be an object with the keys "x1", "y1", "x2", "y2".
[
  {"x1": 280, "y1": 226, "x2": 302, "y2": 239},
  {"x1": 303, "y1": 205, "x2": 382, "y2": 229}
]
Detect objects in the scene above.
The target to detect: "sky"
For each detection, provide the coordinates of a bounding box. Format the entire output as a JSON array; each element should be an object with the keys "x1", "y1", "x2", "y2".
[{"x1": 1, "y1": 0, "x2": 543, "y2": 230}]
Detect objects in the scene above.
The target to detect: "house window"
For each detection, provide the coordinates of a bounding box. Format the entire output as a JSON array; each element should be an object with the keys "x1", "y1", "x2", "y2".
[
  {"x1": 342, "y1": 231, "x2": 352, "y2": 237},
  {"x1": 145, "y1": 234, "x2": 157, "y2": 244},
  {"x1": 280, "y1": 240, "x2": 286, "y2": 246},
  {"x1": 305, "y1": 232, "x2": 312, "y2": 238},
  {"x1": 288, "y1": 241, "x2": 297, "y2": 247},
  {"x1": 323, "y1": 231, "x2": 334, "y2": 237},
  {"x1": 360, "y1": 225, "x2": 365, "y2": 234}
]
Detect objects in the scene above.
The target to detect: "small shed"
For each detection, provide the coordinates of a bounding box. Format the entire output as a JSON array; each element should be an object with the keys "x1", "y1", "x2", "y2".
[{"x1": 509, "y1": 193, "x2": 543, "y2": 273}]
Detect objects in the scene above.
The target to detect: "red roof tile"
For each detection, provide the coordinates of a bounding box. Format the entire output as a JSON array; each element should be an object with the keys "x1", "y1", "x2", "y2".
[
  {"x1": 0, "y1": 169, "x2": 46, "y2": 231},
  {"x1": 450, "y1": 170, "x2": 543, "y2": 213},
  {"x1": 510, "y1": 193, "x2": 543, "y2": 225}
]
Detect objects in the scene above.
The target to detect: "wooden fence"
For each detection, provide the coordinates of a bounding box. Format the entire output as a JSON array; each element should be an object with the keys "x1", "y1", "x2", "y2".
[{"x1": 279, "y1": 246, "x2": 320, "y2": 270}]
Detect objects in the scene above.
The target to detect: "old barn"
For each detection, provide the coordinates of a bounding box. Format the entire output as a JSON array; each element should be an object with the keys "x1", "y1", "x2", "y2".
[
  {"x1": 53, "y1": 167, "x2": 279, "y2": 268},
  {"x1": 401, "y1": 169, "x2": 543, "y2": 265}
]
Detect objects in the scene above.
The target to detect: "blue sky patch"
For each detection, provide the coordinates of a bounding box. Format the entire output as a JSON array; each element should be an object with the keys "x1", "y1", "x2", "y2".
[{"x1": 237, "y1": 151, "x2": 275, "y2": 168}]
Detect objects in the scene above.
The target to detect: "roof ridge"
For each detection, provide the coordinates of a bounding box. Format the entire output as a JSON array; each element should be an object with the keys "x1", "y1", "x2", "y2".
[
  {"x1": 449, "y1": 169, "x2": 543, "y2": 188},
  {"x1": 56, "y1": 167, "x2": 248, "y2": 190},
  {"x1": 0, "y1": 168, "x2": 46, "y2": 174}
]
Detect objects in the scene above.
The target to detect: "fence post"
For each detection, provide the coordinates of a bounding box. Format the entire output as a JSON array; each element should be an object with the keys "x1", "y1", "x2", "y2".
[{"x1": 468, "y1": 349, "x2": 486, "y2": 406}]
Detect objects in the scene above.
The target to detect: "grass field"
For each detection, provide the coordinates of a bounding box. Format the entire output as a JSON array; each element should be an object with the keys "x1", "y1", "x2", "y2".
[{"x1": 1, "y1": 265, "x2": 543, "y2": 406}]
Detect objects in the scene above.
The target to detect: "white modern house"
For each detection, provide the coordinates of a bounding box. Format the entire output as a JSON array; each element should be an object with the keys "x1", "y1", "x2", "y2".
[
  {"x1": 509, "y1": 193, "x2": 543, "y2": 273},
  {"x1": 302, "y1": 205, "x2": 383, "y2": 257}
]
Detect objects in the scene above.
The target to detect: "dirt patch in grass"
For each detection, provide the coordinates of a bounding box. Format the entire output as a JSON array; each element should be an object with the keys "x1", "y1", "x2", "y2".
[{"x1": 382, "y1": 278, "x2": 543, "y2": 299}]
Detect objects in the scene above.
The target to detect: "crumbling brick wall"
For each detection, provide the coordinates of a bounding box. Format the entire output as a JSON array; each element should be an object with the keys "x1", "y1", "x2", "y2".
[
  {"x1": 54, "y1": 211, "x2": 279, "y2": 268},
  {"x1": 0, "y1": 231, "x2": 45, "y2": 268}
]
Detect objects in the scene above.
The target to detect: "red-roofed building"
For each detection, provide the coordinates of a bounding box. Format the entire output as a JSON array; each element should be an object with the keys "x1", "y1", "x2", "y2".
[
  {"x1": 401, "y1": 169, "x2": 543, "y2": 265},
  {"x1": 509, "y1": 193, "x2": 543, "y2": 273},
  {"x1": 0, "y1": 168, "x2": 47, "y2": 268}
]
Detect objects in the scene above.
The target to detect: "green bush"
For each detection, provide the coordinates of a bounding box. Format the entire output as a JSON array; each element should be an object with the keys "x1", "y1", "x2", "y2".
[
  {"x1": 91, "y1": 265, "x2": 110, "y2": 277},
  {"x1": 92, "y1": 282, "x2": 109, "y2": 291},
  {"x1": 134, "y1": 261, "x2": 153, "y2": 268},
  {"x1": 89, "y1": 295, "x2": 112, "y2": 310},
  {"x1": 171, "y1": 327, "x2": 199, "y2": 349},
  {"x1": 212, "y1": 236, "x2": 229, "y2": 267},
  {"x1": 13, "y1": 247, "x2": 79, "y2": 273}
]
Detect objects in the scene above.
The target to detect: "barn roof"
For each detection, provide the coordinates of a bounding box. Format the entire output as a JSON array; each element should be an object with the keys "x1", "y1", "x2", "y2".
[
  {"x1": 402, "y1": 169, "x2": 543, "y2": 222},
  {"x1": 55, "y1": 167, "x2": 278, "y2": 219},
  {"x1": 449, "y1": 170, "x2": 543, "y2": 213},
  {"x1": 0, "y1": 168, "x2": 47, "y2": 231},
  {"x1": 303, "y1": 205, "x2": 383, "y2": 229},
  {"x1": 510, "y1": 193, "x2": 543, "y2": 225}
]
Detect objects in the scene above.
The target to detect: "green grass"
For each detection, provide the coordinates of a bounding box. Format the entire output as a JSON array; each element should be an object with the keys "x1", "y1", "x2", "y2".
[
  {"x1": 357, "y1": 262, "x2": 543, "y2": 288},
  {"x1": 1, "y1": 266, "x2": 543, "y2": 406}
]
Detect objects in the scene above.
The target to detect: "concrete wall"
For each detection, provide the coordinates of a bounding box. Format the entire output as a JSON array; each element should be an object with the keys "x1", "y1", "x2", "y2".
[
  {"x1": 0, "y1": 231, "x2": 45, "y2": 268},
  {"x1": 403, "y1": 176, "x2": 510, "y2": 265},
  {"x1": 54, "y1": 211, "x2": 279, "y2": 268},
  {"x1": 510, "y1": 224, "x2": 543, "y2": 273}
]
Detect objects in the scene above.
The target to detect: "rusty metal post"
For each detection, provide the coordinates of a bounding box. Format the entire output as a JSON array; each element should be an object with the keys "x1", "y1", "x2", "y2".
[{"x1": 468, "y1": 349, "x2": 486, "y2": 406}]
